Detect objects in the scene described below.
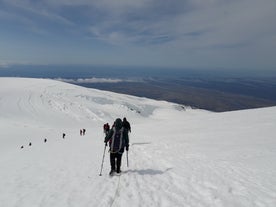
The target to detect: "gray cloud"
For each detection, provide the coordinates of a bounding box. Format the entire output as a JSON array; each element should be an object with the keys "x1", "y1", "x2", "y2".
[
  {"x1": 1, "y1": 0, "x2": 275, "y2": 68},
  {"x1": 2, "y1": 0, "x2": 275, "y2": 48},
  {"x1": 86, "y1": 0, "x2": 276, "y2": 51}
]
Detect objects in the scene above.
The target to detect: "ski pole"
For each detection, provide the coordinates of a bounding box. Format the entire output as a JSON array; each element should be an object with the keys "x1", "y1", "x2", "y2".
[{"x1": 99, "y1": 144, "x2": 107, "y2": 176}]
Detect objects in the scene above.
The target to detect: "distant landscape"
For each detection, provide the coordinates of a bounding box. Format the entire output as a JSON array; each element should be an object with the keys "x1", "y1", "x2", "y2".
[
  {"x1": 1, "y1": 65, "x2": 276, "y2": 112},
  {"x1": 76, "y1": 77, "x2": 276, "y2": 112}
]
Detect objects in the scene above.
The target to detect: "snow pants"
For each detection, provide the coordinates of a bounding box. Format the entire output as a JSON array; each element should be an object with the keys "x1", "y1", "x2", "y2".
[{"x1": 110, "y1": 152, "x2": 122, "y2": 171}]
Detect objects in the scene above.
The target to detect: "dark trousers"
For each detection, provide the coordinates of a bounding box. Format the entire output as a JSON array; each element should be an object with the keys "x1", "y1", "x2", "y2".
[{"x1": 110, "y1": 152, "x2": 122, "y2": 171}]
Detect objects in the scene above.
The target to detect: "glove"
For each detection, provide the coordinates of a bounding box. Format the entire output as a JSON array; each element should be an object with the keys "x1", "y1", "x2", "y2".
[
  {"x1": 126, "y1": 145, "x2": 129, "y2": 151},
  {"x1": 104, "y1": 141, "x2": 108, "y2": 146}
]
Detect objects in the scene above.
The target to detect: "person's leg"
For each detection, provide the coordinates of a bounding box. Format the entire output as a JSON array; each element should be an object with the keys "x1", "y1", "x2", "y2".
[
  {"x1": 110, "y1": 153, "x2": 116, "y2": 171},
  {"x1": 116, "y1": 153, "x2": 122, "y2": 173}
]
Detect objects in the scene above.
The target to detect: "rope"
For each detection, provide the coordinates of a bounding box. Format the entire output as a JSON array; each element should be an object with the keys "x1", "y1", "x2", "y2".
[{"x1": 110, "y1": 175, "x2": 121, "y2": 207}]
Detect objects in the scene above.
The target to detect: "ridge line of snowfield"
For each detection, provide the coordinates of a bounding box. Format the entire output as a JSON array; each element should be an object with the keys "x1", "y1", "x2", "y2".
[{"x1": 0, "y1": 77, "x2": 276, "y2": 207}]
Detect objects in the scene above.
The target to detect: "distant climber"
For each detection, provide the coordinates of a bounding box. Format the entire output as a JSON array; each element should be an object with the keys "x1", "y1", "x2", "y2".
[
  {"x1": 63, "y1": 133, "x2": 66, "y2": 139},
  {"x1": 44, "y1": 138, "x2": 47, "y2": 143}
]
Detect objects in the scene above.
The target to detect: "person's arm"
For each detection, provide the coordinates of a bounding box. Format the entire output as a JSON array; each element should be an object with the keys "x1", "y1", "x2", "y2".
[{"x1": 128, "y1": 122, "x2": 131, "y2": 132}]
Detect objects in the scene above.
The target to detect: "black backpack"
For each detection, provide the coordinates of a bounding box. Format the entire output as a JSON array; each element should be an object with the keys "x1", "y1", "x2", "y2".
[{"x1": 110, "y1": 127, "x2": 125, "y2": 153}]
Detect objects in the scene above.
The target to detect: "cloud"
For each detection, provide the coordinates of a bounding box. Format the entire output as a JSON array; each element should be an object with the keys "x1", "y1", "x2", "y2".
[
  {"x1": 84, "y1": 0, "x2": 276, "y2": 51},
  {"x1": 2, "y1": 0, "x2": 275, "y2": 48},
  {"x1": 55, "y1": 77, "x2": 140, "y2": 84},
  {"x1": 1, "y1": 0, "x2": 74, "y2": 31},
  {"x1": 0, "y1": 60, "x2": 38, "y2": 68},
  {"x1": 1, "y1": 0, "x2": 275, "y2": 69},
  {"x1": 0, "y1": 62, "x2": 10, "y2": 68}
]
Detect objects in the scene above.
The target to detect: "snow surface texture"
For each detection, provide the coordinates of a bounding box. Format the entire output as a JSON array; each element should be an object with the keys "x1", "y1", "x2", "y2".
[{"x1": 0, "y1": 77, "x2": 276, "y2": 207}]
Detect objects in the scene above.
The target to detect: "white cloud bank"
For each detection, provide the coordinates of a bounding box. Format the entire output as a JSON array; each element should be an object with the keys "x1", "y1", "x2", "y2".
[{"x1": 56, "y1": 77, "x2": 140, "y2": 84}]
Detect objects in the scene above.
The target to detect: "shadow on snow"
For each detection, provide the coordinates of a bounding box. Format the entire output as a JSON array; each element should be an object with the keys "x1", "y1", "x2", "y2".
[
  {"x1": 131, "y1": 142, "x2": 151, "y2": 146},
  {"x1": 125, "y1": 168, "x2": 172, "y2": 175}
]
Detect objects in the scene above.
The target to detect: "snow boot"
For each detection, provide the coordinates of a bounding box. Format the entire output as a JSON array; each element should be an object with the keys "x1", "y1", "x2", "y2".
[{"x1": 109, "y1": 169, "x2": 115, "y2": 176}]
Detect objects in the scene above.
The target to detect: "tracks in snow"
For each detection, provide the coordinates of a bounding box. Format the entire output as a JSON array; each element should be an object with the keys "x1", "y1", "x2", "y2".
[{"x1": 98, "y1": 138, "x2": 276, "y2": 207}]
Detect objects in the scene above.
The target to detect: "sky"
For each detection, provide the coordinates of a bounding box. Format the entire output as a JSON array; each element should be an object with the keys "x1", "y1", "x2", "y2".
[{"x1": 0, "y1": 0, "x2": 276, "y2": 70}]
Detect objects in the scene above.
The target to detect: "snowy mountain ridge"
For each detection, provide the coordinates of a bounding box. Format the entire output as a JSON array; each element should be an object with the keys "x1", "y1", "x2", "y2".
[
  {"x1": 0, "y1": 77, "x2": 190, "y2": 126},
  {"x1": 0, "y1": 77, "x2": 276, "y2": 207}
]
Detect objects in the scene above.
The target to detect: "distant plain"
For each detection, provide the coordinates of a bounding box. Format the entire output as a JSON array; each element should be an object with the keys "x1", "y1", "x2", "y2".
[{"x1": 1, "y1": 65, "x2": 276, "y2": 112}]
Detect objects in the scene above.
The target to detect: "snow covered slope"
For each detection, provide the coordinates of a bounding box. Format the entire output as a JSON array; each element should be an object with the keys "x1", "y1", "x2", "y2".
[{"x1": 0, "y1": 77, "x2": 275, "y2": 207}]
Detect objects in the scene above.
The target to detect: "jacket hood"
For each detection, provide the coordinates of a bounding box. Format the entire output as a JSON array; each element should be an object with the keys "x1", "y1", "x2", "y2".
[{"x1": 114, "y1": 118, "x2": 123, "y2": 130}]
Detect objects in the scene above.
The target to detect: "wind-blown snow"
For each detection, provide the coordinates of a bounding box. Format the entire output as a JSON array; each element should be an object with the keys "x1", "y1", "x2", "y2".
[{"x1": 0, "y1": 77, "x2": 275, "y2": 207}]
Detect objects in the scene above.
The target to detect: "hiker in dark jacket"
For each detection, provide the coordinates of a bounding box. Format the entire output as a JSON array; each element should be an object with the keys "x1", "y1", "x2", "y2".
[
  {"x1": 122, "y1": 117, "x2": 131, "y2": 133},
  {"x1": 105, "y1": 118, "x2": 129, "y2": 175}
]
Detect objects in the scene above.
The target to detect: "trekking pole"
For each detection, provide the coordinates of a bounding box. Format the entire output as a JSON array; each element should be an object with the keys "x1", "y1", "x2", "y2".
[
  {"x1": 126, "y1": 151, "x2": 129, "y2": 168},
  {"x1": 99, "y1": 144, "x2": 107, "y2": 176}
]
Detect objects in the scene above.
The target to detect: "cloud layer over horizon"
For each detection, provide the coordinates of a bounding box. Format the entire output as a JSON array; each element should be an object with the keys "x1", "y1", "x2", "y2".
[
  {"x1": 56, "y1": 77, "x2": 140, "y2": 84},
  {"x1": 0, "y1": 0, "x2": 275, "y2": 70}
]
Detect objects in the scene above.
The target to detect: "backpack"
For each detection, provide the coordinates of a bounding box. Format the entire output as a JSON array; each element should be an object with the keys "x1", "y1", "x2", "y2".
[{"x1": 110, "y1": 127, "x2": 125, "y2": 153}]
